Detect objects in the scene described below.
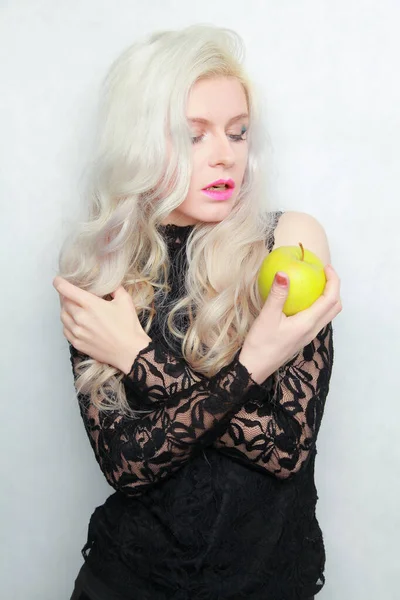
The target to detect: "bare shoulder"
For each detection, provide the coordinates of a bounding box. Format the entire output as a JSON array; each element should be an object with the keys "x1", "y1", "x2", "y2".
[{"x1": 272, "y1": 210, "x2": 331, "y2": 266}]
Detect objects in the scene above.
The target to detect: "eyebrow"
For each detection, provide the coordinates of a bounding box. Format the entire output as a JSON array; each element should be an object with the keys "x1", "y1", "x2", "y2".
[{"x1": 187, "y1": 113, "x2": 249, "y2": 126}]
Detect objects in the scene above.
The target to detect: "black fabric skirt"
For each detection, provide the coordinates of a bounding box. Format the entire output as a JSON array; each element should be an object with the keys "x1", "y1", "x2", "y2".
[{"x1": 70, "y1": 561, "x2": 315, "y2": 600}]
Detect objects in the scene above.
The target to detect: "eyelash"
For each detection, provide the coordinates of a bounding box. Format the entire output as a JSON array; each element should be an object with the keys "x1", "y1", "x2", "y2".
[{"x1": 191, "y1": 126, "x2": 248, "y2": 145}]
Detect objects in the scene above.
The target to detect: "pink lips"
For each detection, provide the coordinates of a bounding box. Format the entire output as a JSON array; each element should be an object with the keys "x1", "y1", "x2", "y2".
[{"x1": 201, "y1": 178, "x2": 235, "y2": 201}]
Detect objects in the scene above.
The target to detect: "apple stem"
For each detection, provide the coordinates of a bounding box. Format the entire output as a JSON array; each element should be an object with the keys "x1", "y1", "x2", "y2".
[{"x1": 299, "y1": 242, "x2": 304, "y2": 261}]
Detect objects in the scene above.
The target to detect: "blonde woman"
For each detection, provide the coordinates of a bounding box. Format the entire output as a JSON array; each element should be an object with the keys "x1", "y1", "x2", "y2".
[{"x1": 53, "y1": 24, "x2": 342, "y2": 600}]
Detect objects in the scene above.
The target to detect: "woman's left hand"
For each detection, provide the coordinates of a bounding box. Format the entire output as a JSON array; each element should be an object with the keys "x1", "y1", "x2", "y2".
[{"x1": 52, "y1": 276, "x2": 152, "y2": 375}]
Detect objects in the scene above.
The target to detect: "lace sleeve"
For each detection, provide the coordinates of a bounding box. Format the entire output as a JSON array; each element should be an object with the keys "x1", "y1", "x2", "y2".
[
  {"x1": 212, "y1": 322, "x2": 334, "y2": 480},
  {"x1": 69, "y1": 342, "x2": 271, "y2": 496}
]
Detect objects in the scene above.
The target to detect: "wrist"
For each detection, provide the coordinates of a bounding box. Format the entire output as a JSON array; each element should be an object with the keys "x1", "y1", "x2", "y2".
[
  {"x1": 119, "y1": 335, "x2": 152, "y2": 375},
  {"x1": 238, "y1": 347, "x2": 274, "y2": 385}
]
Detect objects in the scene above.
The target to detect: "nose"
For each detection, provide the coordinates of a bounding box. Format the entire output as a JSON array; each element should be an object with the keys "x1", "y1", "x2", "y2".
[{"x1": 208, "y1": 133, "x2": 235, "y2": 169}]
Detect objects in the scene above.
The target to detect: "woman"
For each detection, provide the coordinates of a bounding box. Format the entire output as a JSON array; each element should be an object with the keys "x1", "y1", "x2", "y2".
[{"x1": 53, "y1": 24, "x2": 342, "y2": 600}]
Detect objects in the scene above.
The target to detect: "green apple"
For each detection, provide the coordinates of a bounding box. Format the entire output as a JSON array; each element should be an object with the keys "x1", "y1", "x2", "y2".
[{"x1": 257, "y1": 242, "x2": 326, "y2": 316}]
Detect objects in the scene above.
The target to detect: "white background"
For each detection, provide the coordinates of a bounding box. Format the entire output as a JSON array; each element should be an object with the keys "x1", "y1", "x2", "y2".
[{"x1": 1, "y1": 1, "x2": 399, "y2": 598}]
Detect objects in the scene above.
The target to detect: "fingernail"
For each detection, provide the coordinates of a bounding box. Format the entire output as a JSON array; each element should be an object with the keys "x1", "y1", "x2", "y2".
[{"x1": 276, "y1": 272, "x2": 288, "y2": 286}]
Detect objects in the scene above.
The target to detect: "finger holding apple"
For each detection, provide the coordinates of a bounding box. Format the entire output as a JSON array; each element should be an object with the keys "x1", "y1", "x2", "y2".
[
  {"x1": 257, "y1": 242, "x2": 327, "y2": 316},
  {"x1": 239, "y1": 259, "x2": 341, "y2": 384}
]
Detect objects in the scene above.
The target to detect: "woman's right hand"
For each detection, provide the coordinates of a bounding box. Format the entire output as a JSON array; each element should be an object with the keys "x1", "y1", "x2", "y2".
[{"x1": 239, "y1": 265, "x2": 342, "y2": 384}]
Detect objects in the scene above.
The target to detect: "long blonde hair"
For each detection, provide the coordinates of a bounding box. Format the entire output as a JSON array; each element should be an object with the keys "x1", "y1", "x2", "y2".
[{"x1": 58, "y1": 24, "x2": 278, "y2": 417}]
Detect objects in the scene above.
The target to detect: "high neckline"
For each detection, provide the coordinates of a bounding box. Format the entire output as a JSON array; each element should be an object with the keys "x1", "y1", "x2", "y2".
[
  {"x1": 158, "y1": 223, "x2": 196, "y2": 250},
  {"x1": 159, "y1": 223, "x2": 196, "y2": 233}
]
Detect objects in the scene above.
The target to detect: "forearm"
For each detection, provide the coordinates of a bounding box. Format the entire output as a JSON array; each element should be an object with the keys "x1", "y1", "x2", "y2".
[
  {"x1": 114, "y1": 323, "x2": 333, "y2": 486},
  {"x1": 213, "y1": 322, "x2": 334, "y2": 479},
  {"x1": 122, "y1": 337, "x2": 274, "y2": 402},
  {"x1": 71, "y1": 342, "x2": 268, "y2": 496}
]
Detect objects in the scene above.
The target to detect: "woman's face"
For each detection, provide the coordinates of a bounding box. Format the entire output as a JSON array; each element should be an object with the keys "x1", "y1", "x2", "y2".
[{"x1": 163, "y1": 76, "x2": 249, "y2": 226}]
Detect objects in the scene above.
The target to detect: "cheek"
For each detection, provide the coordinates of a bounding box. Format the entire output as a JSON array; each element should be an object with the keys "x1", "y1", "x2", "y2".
[
  {"x1": 238, "y1": 146, "x2": 249, "y2": 171},
  {"x1": 188, "y1": 152, "x2": 202, "y2": 184},
  {"x1": 241, "y1": 142, "x2": 249, "y2": 159}
]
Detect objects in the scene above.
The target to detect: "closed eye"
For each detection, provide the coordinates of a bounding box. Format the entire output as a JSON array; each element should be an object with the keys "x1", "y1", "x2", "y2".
[{"x1": 191, "y1": 126, "x2": 248, "y2": 145}]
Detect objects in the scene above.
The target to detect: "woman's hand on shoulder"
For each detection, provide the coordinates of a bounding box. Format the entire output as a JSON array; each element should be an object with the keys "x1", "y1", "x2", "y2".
[{"x1": 52, "y1": 277, "x2": 152, "y2": 374}]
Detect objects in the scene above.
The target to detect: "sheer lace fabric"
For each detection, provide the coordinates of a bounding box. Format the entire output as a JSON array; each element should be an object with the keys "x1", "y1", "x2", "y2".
[
  {"x1": 68, "y1": 212, "x2": 333, "y2": 599},
  {"x1": 70, "y1": 342, "x2": 273, "y2": 495}
]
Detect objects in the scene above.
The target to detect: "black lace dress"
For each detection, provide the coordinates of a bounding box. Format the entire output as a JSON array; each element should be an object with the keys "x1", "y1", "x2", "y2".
[{"x1": 69, "y1": 212, "x2": 333, "y2": 600}]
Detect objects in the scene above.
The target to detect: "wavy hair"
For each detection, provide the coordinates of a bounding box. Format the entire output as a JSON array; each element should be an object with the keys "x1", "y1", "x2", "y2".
[{"x1": 57, "y1": 23, "x2": 278, "y2": 417}]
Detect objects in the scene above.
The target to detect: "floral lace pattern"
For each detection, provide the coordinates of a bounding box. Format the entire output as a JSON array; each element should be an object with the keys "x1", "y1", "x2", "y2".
[
  {"x1": 213, "y1": 321, "x2": 333, "y2": 478},
  {"x1": 68, "y1": 212, "x2": 333, "y2": 599},
  {"x1": 70, "y1": 339, "x2": 276, "y2": 494},
  {"x1": 70, "y1": 316, "x2": 332, "y2": 491}
]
